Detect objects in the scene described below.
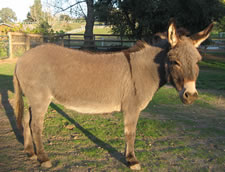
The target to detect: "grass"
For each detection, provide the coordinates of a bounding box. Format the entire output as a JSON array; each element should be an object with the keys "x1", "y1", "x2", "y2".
[
  {"x1": 198, "y1": 59, "x2": 225, "y2": 90},
  {"x1": 0, "y1": 63, "x2": 15, "y2": 91},
  {"x1": 75, "y1": 26, "x2": 113, "y2": 35},
  {"x1": 52, "y1": 21, "x2": 86, "y2": 32},
  {"x1": 0, "y1": 56, "x2": 225, "y2": 171},
  {"x1": 93, "y1": 27, "x2": 113, "y2": 34}
]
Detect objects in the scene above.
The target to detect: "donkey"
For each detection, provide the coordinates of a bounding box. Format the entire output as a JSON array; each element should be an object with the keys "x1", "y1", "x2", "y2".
[{"x1": 13, "y1": 20, "x2": 213, "y2": 170}]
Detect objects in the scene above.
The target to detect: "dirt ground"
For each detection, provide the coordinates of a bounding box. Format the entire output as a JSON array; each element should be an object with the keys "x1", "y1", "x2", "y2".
[
  {"x1": 0, "y1": 91, "x2": 42, "y2": 172},
  {"x1": 0, "y1": 58, "x2": 18, "y2": 64}
]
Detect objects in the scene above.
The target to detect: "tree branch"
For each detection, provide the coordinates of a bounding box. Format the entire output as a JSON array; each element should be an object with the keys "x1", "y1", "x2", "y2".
[
  {"x1": 52, "y1": 0, "x2": 86, "y2": 15},
  {"x1": 78, "y1": 2, "x2": 87, "y2": 19}
]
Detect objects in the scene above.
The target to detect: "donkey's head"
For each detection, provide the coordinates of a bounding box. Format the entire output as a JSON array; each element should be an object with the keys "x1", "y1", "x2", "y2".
[{"x1": 166, "y1": 20, "x2": 213, "y2": 104}]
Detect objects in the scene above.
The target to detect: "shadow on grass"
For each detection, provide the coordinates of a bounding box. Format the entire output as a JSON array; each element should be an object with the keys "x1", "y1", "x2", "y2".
[
  {"x1": 0, "y1": 75, "x2": 24, "y2": 144},
  {"x1": 50, "y1": 103, "x2": 127, "y2": 166}
]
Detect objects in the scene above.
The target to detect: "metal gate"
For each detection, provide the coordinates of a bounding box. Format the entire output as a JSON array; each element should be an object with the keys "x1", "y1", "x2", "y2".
[{"x1": 0, "y1": 35, "x2": 9, "y2": 59}]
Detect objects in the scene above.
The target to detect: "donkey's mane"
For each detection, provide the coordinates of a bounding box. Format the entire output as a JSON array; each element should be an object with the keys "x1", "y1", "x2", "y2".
[
  {"x1": 123, "y1": 40, "x2": 147, "y2": 54},
  {"x1": 69, "y1": 41, "x2": 147, "y2": 55}
]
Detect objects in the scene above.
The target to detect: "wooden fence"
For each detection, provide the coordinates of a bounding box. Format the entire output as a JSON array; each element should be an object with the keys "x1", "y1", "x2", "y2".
[
  {"x1": 6, "y1": 32, "x2": 136, "y2": 58},
  {"x1": 61, "y1": 34, "x2": 136, "y2": 50},
  {"x1": 198, "y1": 35, "x2": 225, "y2": 55},
  {"x1": 3, "y1": 32, "x2": 225, "y2": 59},
  {"x1": 8, "y1": 32, "x2": 44, "y2": 58}
]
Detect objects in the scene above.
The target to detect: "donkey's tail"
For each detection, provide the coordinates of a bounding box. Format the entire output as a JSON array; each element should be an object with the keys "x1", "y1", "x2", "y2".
[{"x1": 13, "y1": 67, "x2": 24, "y2": 131}]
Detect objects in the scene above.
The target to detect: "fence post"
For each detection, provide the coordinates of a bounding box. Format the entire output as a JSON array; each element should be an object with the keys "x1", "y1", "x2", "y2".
[
  {"x1": 8, "y1": 32, "x2": 13, "y2": 59},
  {"x1": 68, "y1": 34, "x2": 70, "y2": 48},
  {"x1": 61, "y1": 35, "x2": 64, "y2": 46},
  {"x1": 120, "y1": 35, "x2": 123, "y2": 47},
  {"x1": 26, "y1": 34, "x2": 30, "y2": 51},
  {"x1": 40, "y1": 35, "x2": 44, "y2": 43}
]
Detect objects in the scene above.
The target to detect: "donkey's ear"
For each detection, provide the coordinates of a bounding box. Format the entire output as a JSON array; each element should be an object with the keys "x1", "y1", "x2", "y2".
[
  {"x1": 191, "y1": 23, "x2": 214, "y2": 48},
  {"x1": 168, "y1": 19, "x2": 179, "y2": 47}
]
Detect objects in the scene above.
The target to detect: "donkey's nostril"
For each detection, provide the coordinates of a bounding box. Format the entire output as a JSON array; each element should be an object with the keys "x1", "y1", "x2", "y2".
[
  {"x1": 193, "y1": 92, "x2": 198, "y2": 98},
  {"x1": 185, "y1": 92, "x2": 189, "y2": 98},
  {"x1": 183, "y1": 91, "x2": 198, "y2": 100}
]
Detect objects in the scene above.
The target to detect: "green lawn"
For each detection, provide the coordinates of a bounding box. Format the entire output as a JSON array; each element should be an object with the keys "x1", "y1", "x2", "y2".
[
  {"x1": 198, "y1": 59, "x2": 225, "y2": 90},
  {"x1": 0, "y1": 57, "x2": 225, "y2": 171}
]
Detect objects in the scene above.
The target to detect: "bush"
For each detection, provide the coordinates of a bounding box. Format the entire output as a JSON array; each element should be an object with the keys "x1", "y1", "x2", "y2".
[
  {"x1": 31, "y1": 20, "x2": 54, "y2": 35},
  {"x1": 0, "y1": 41, "x2": 8, "y2": 58}
]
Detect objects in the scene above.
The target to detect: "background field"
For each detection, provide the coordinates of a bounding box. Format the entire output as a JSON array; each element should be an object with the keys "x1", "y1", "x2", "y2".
[{"x1": 0, "y1": 54, "x2": 225, "y2": 171}]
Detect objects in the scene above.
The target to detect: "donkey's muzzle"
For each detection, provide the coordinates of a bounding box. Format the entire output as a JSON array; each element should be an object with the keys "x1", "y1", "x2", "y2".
[
  {"x1": 179, "y1": 81, "x2": 198, "y2": 104},
  {"x1": 180, "y1": 91, "x2": 198, "y2": 104}
]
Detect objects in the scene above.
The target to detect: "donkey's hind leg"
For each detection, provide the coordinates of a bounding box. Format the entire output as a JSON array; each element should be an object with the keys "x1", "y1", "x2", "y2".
[
  {"x1": 23, "y1": 107, "x2": 36, "y2": 160},
  {"x1": 29, "y1": 96, "x2": 52, "y2": 168}
]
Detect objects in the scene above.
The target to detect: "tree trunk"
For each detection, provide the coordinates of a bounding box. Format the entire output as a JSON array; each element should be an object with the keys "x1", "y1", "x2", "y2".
[{"x1": 83, "y1": 0, "x2": 95, "y2": 49}]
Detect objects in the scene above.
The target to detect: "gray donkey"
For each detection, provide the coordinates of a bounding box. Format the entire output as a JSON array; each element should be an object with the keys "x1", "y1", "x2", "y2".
[{"x1": 14, "y1": 20, "x2": 213, "y2": 170}]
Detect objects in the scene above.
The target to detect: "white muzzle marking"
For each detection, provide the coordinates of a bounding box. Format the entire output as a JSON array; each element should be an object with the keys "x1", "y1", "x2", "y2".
[
  {"x1": 184, "y1": 81, "x2": 197, "y2": 94},
  {"x1": 179, "y1": 81, "x2": 198, "y2": 97}
]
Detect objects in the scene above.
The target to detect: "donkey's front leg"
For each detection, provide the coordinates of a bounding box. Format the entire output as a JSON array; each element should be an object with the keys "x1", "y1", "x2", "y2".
[{"x1": 123, "y1": 109, "x2": 141, "y2": 170}]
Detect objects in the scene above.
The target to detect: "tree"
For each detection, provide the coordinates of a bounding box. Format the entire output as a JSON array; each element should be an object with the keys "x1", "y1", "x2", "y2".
[
  {"x1": 32, "y1": 20, "x2": 53, "y2": 34},
  {"x1": 216, "y1": 16, "x2": 225, "y2": 32},
  {"x1": 83, "y1": 0, "x2": 95, "y2": 48},
  {"x1": 0, "y1": 8, "x2": 17, "y2": 23},
  {"x1": 52, "y1": 0, "x2": 96, "y2": 49},
  {"x1": 96, "y1": 0, "x2": 225, "y2": 39},
  {"x1": 168, "y1": 0, "x2": 225, "y2": 33},
  {"x1": 30, "y1": 0, "x2": 43, "y2": 23},
  {"x1": 24, "y1": 12, "x2": 35, "y2": 22}
]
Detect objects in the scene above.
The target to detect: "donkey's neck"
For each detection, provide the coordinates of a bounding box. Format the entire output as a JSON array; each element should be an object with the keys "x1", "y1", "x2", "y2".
[
  {"x1": 145, "y1": 43, "x2": 169, "y2": 89},
  {"x1": 128, "y1": 43, "x2": 169, "y2": 110},
  {"x1": 158, "y1": 47, "x2": 170, "y2": 88}
]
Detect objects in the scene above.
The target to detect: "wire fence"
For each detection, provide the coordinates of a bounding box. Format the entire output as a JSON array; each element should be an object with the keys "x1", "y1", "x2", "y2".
[{"x1": 0, "y1": 35, "x2": 9, "y2": 59}]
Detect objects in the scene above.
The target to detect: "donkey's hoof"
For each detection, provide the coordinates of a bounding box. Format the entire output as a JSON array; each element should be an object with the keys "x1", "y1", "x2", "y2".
[
  {"x1": 130, "y1": 163, "x2": 141, "y2": 170},
  {"x1": 41, "y1": 161, "x2": 52, "y2": 168},
  {"x1": 29, "y1": 155, "x2": 37, "y2": 160}
]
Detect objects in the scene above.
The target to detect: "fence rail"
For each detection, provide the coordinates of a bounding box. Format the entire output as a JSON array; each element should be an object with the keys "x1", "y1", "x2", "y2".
[
  {"x1": 59, "y1": 33, "x2": 136, "y2": 50},
  {"x1": 1, "y1": 32, "x2": 225, "y2": 59},
  {"x1": 7, "y1": 32, "x2": 44, "y2": 58},
  {"x1": 4, "y1": 32, "x2": 136, "y2": 58},
  {"x1": 199, "y1": 35, "x2": 225, "y2": 55}
]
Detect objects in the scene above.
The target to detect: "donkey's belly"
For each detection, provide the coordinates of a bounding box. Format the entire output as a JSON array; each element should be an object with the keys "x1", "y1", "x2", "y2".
[
  {"x1": 51, "y1": 80, "x2": 123, "y2": 114},
  {"x1": 64, "y1": 103, "x2": 121, "y2": 114}
]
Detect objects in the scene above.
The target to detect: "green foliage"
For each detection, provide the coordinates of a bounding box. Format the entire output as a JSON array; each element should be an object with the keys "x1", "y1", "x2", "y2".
[
  {"x1": 0, "y1": 8, "x2": 17, "y2": 23},
  {"x1": 23, "y1": 12, "x2": 35, "y2": 23},
  {"x1": 0, "y1": 41, "x2": 8, "y2": 58},
  {"x1": 96, "y1": 0, "x2": 225, "y2": 38},
  {"x1": 31, "y1": 20, "x2": 53, "y2": 35},
  {"x1": 216, "y1": 16, "x2": 225, "y2": 32},
  {"x1": 30, "y1": 0, "x2": 43, "y2": 23},
  {"x1": 0, "y1": 24, "x2": 24, "y2": 35}
]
